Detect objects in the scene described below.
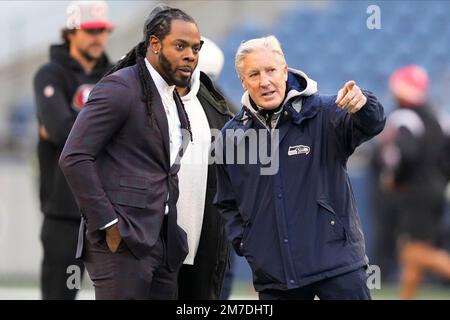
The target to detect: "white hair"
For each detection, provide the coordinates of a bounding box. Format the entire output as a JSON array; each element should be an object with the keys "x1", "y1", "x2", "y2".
[{"x1": 235, "y1": 35, "x2": 286, "y2": 79}]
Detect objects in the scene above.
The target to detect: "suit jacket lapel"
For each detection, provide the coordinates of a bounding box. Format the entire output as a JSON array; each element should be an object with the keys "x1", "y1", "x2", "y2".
[
  {"x1": 173, "y1": 90, "x2": 191, "y2": 163},
  {"x1": 147, "y1": 72, "x2": 171, "y2": 168},
  {"x1": 173, "y1": 90, "x2": 189, "y2": 131}
]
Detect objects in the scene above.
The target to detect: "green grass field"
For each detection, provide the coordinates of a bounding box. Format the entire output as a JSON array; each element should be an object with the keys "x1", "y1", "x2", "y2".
[
  {"x1": 229, "y1": 281, "x2": 450, "y2": 300},
  {"x1": 1, "y1": 278, "x2": 449, "y2": 300}
]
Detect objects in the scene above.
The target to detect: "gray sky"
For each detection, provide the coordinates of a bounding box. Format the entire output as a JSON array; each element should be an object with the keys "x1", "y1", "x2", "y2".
[{"x1": 0, "y1": 1, "x2": 150, "y2": 65}]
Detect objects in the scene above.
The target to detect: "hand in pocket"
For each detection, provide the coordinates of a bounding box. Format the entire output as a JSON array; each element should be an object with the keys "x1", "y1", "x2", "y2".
[{"x1": 105, "y1": 223, "x2": 122, "y2": 253}]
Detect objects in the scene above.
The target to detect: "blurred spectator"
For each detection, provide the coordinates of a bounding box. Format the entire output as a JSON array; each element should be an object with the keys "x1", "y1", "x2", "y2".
[
  {"x1": 369, "y1": 149, "x2": 400, "y2": 283},
  {"x1": 33, "y1": 0, "x2": 113, "y2": 299},
  {"x1": 375, "y1": 65, "x2": 450, "y2": 299}
]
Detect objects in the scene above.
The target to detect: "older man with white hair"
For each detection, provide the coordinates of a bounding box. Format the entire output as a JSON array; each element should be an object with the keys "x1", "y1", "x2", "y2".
[{"x1": 214, "y1": 35, "x2": 385, "y2": 300}]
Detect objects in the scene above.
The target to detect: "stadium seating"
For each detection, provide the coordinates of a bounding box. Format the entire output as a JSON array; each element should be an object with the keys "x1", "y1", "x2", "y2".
[{"x1": 218, "y1": 0, "x2": 450, "y2": 113}]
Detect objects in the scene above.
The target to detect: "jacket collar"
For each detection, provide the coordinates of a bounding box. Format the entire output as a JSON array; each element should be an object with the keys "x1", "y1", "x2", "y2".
[
  {"x1": 240, "y1": 67, "x2": 317, "y2": 113},
  {"x1": 181, "y1": 68, "x2": 201, "y2": 101},
  {"x1": 198, "y1": 71, "x2": 232, "y2": 116}
]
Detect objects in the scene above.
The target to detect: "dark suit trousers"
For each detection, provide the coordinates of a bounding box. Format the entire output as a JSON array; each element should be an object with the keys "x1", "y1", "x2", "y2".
[
  {"x1": 258, "y1": 267, "x2": 371, "y2": 300},
  {"x1": 83, "y1": 217, "x2": 179, "y2": 300},
  {"x1": 40, "y1": 216, "x2": 85, "y2": 300}
]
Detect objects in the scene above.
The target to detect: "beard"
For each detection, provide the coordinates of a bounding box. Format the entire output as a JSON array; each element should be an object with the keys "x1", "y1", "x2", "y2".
[
  {"x1": 78, "y1": 46, "x2": 103, "y2": 63},
  {"x1": 79, "y1": 49, "x2": 98, "y2": 63},
  {"x1": 159, "y1": 49, "x2": 191, "y2": 87}
]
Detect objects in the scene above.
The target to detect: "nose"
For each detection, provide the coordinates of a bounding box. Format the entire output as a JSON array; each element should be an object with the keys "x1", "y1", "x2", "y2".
[
  {"x1": 259, "y1": 72, "x2": 271, "y2": 88},
  {"x1": 183, "y1": 47, "x2": 196, "y2": 62}
]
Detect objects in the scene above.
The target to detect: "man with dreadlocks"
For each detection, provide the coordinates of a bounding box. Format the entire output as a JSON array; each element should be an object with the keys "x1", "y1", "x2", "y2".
[
  {"x1": 59, "y1": 5, "x2": 202, "y2": 299},
  {"x1": 34, "y1": 1, "x2": 113, "y2": 300}
]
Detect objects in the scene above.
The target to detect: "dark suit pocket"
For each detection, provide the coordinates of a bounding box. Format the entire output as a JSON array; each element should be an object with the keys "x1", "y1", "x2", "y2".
[
  {"x1": 119, "y1": 175, "x2": 150, "y2": 190},
  {"x1": 106, "y1": 190, "x2": 147, "y2": 208},
  {"x1": 96, "y1": 229, "x2": 126, "y2": 254},
  {"x1": 105, "y1": 238, "x2": 126, "y2": 253},
  {"x1": 317, "y1": 199, "x2": 346, "y2": 243}
]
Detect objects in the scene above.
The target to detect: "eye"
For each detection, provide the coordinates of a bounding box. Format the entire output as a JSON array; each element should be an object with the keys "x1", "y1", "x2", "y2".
[
  {"x1": 192, "y1": 46, "x2": 201, "y2": 54},
  {"x1": 269, "y1": 68, "x2": 276, "y2": 73},
  {"x1": 176, "y1": 43, "x2": 186, "y2": 50}
]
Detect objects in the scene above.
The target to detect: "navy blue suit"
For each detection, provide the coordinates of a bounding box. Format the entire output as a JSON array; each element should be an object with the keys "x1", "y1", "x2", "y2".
[{"x1": 60, "y1": 64, "x2": 189, "y2": 299}]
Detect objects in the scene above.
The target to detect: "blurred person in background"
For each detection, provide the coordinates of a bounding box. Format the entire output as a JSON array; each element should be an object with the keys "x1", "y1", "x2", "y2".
[
  {"x1": 214, "y1": 35, "x2": 385, "y2": 300},
  {"x1": 375, "y1": 65, "x2": 450, "y2": 299},
  {"x1": 33, "y1": 0, "x2": 113, "y2": 299},
  {"x1": 370, "y1": 135, "x2": 401, "y2": 283},
  {"x1": 176, "y1": 36, "x2": 233, "y2": 300}
]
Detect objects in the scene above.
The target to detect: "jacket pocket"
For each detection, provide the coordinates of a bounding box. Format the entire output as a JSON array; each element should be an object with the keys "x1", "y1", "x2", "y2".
[
  {"x1": 119, "y1": 175, "x2": 150, "y2": 190},
  {"x1": 317, "y1": 199, "x2": 347, "y2": 243},
  {"x1": 253, "y1": 266, "x2": 284, "y2": 285},
  {"x1": 106, "y1": 190, "x2": 147, "y2": 208}
]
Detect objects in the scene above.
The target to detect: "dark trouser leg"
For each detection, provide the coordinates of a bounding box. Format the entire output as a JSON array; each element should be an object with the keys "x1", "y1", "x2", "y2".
[
  {"x1": 40, "y1": 216, "x2": 84, "y2": 300},
  {"x1": 178, "y1": 252, "x2": 224, "y2": 300},
  {"x1": 259, "y1": 286, "x2": 315, "y2": 300},
  {"x1": 149, "y1": 227, "x2": 180, "y2": 300},
  {"x1": 315, "y1": 267, "x2": 371, "y2": 300},
  {"x1": 148, "y1": 261, "x2": 180, "y2": 300},
  {"x1": 178, "y1": 195, "x2": 230, "y2": 300},
  {"x1": 178, "y1": 264, "x2": 197, "y2": 300},
  {"x1": 83, "y1": 229, "x2": 178, "y2": 300}
]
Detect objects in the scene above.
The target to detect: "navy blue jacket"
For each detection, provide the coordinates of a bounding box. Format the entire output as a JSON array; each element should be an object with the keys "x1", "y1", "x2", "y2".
[{"x1": 214, "y1": 71, "x2": 385, "y2": 291}]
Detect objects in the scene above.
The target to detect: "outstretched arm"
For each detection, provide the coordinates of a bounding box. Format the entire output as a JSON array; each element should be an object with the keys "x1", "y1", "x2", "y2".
[{"x1": 331, "y1": 80, "x2": 386, "y2": 157}]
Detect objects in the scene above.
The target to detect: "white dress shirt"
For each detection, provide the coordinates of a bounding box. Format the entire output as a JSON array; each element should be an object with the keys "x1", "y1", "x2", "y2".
[{"x1": 145, "y1": 58, "x2": 183, "y2": 167}]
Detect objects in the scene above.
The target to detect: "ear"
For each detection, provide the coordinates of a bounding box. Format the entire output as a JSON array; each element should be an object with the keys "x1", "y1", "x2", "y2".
[
  {"x1": 283, "y1": 63, "x2": 288, "y2": 81},
  {"x1": 67, "y1": 30, "x2": 76, "y2": 42},
  {"x1": 149, "y1": 35, "x2": 161, "y2": 53},
  {"x1": 241, "y1": 78, "x2": 247, "y2": 91}
]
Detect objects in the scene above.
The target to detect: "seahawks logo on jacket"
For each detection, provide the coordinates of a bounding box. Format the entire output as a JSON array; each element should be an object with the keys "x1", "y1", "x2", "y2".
[
  {"x1": 72, "y1": 84, "x2": 95, "y2": 112},
  {"x1": 288, "y1": 145, "x2": 310, "y2": 156}
]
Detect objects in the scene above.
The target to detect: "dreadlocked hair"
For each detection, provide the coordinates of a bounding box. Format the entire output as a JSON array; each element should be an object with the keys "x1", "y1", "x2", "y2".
[{"x1": 104, "y1": 6, "x2": 194, "y2": 140}]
